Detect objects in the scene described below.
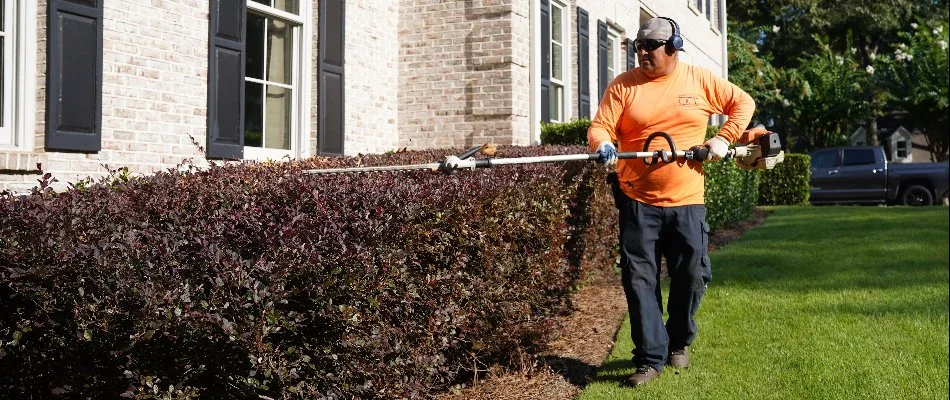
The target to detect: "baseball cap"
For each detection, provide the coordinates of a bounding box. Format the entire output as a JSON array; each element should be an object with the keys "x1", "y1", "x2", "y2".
[{"x1": 637, "y1": 17, "x2": 673, "y2": 41}]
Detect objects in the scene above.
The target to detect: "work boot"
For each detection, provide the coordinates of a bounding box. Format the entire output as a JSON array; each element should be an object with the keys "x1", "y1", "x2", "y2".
[
  {"x1": 668, "y1": 347, "x2": 689, "y2": 369},
  {"x1": 626, "y1": 366, "x2": 662, "y2": 387}
]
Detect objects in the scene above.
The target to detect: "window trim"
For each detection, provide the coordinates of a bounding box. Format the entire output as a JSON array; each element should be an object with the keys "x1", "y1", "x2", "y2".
[
  {"x1": 688, "y1": 0, "x2": 701, "y2": 16},
  {"x1": 605, "y1": 26, "x2": 621, "y2": 81},
  {"x1": 709, "y1": 0, "x2": 722, "y2": 35},
  {"x1": 0, "y1": 0, "x2": 37, "y2": 151},
  {"x1": 548, "y1": 0, "x2": 569, "y2": 123},
  {"x1": 895, "y1": 139, "x2": 909, "y2": 159},
  {"x1": 1, "y1": 0, "x2": 14, "y2": 143},
  {"x1": 243, "y1": 0, "x2": 311, "y2": 160}
]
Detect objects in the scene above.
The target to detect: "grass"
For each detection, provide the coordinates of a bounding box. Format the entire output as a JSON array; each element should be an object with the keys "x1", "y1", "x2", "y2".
[{"x1": 579, "y1": 206, "x2": 950, "y2": 400}]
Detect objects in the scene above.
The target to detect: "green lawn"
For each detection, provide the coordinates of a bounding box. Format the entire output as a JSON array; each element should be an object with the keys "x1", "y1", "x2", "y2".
[{"x1": 579, "y1": 206, "x2": 949, "y2": 400}]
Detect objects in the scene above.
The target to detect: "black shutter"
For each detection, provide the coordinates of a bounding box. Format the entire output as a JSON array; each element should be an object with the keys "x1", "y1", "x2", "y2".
[
  {"x1": 539, "y1": 0, "x2": 551, "y2": 123},
  {"x1": 626, "y1": 39, "x2": 636, "y2": 70},
  {"x1": 319, "y1": 1, "x2": 345, "y2": 155},
  {"x1": 576, "y1": 7, "x2": 590, "y2": 119},
  {"x1": 46, "y1": 0, "x2": 103, "y2": 152},
  {"x1": 207, "y1": 0, "x2": 245, "y2": 159},
  {"x1": 597, "y1": 20, "x2": 608, "y2": 103}
]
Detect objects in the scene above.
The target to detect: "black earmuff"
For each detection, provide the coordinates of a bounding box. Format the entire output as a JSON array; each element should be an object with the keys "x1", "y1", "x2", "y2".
[{"x1": 658, "y1": 17, "x2": 684, "y2": 51}]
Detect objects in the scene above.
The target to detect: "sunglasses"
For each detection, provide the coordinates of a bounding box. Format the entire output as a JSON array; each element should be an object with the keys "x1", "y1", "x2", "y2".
[{"x1": 634, "y1": 39, "x2": 668, "y2": 52}]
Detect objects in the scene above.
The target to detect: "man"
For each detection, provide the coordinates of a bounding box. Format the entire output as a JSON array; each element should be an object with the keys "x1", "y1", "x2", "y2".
[{"x1": 587, "y1": 17, "x2": 755, "y2": 387}]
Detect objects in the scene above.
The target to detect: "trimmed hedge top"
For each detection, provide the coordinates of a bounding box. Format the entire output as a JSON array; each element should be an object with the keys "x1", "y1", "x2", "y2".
[{"x1": 1, "y1": 146, "x2": 617, "y2": 399}]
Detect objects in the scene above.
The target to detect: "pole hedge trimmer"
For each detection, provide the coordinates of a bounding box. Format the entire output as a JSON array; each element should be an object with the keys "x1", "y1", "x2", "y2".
[{"x1": 303, "y1": 127, "x2": 785, "y2": 175}]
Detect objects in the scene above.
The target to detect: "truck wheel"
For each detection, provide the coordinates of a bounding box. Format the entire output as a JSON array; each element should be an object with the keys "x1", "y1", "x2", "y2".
[{"x1": 901, "y1": 185, "x2": 933, "y2": 206}]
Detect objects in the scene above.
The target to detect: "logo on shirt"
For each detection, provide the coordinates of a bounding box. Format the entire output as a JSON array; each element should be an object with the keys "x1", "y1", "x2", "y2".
[{"x1": 677, "y1": 95, "x2": 700, "y2": 108}]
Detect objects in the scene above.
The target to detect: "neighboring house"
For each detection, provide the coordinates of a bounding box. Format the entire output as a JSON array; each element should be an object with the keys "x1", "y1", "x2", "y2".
[
  {"x1": 849, "y1": 127, "x2": 917, "y2": 163},
  {"x1": 849, "y1": 110, "x2": 948, "y2": 163},
  {"x1": 0, "y1": 0, "x2": 729, "y2": 192}
]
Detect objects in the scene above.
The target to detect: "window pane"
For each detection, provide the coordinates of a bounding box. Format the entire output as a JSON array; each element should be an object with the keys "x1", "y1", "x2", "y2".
[
  {"x1": 266, "y1": 18, "x2": 293, "y2": 84},
  {"x1": 897, "y1": 141, "x2": 908, "y2": 157},
  {"x1": 811, "y1": 150, "x2": 838, "y2": 168},
  {"x1": 273, "y1": 0, "x2": 298, "y2": 14},
  {"x1": 552, "y1": 43, "x2": 562, "y2": 81},
  {"x1": 1, "y1": 38, "x2": 4, "y2": 128},
  {"x1": 1, "y1": 0, "x2": 5, "y2": 129},
  {"x1": 551, "y1": 6, "x2": 562, "y2": 40},
  {"x1": 245, "y1": 13, "x2": 265, "y2": 80},
  {"x1": 550, "y1": 84, "x2": 563, "y2": 122},
  {"x1": 265, "y1": 86, "x2": 292, "y2": 150},
  {"x1": 606, "y1": 39, "x2": 614, "y2": 78},
  {"x1": 843, "y1": 149, "x2": 875, "y2": 165},
  {"x1": 244, "y1": 81, "x2": 264, "y2": 147}
]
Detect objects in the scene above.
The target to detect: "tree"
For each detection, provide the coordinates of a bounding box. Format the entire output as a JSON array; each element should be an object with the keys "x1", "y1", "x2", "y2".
[
  {"x1": 875, "y1": 19, "x2": 950, "y2": 161},
  {"x1": 781, "y1": 37, "x2": 872, "y2": 151},
  {"x1": 726, "y1": 22, "x2": 786, "y2": 130},
  {"x1": 728, "y1": 0, "x2": 948, "y2": 66},
  {"x1": 727, "y1": 1, "x2": 949, "y2": 153}
]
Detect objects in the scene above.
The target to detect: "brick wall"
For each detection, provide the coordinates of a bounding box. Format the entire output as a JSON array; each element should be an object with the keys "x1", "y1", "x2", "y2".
[
  {"x1": 343, "y1": 0, "x2": 401, "y2": 155},
  {"x1": 398, "y1": 0, "x2": 527, "y2": 150},
  {"x1": 511, "y1": 1, "x2": 532, "y2": 144},
  {"x1": 2, "y1": 0, "x2": 211, "y2": 193}
]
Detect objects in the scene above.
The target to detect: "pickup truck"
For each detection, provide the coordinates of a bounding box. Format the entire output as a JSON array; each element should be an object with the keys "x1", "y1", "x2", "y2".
[{"x1": 809, "y1": 146, "x2": 950, "y2": 206}]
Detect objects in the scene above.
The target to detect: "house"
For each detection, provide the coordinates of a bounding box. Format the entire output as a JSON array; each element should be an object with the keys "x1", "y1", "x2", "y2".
[
  {"x1": 849, "y1": 111, "x2": 948, "y2": 163},
  {"x1": 0, "y1": 1, "x2": 729, "y2": 193}
]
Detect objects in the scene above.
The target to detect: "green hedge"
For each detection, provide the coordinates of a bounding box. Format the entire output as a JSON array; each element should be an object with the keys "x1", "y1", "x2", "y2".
[
  {"x1": 704, "y1": 160, "x2": 760, "y2": 232},
  {"x1": 541, "y1": 118, "x2": 591, "y2": 145},
  {"x1": 758, "y1": 153, "x2": 810, "y2": 205}
]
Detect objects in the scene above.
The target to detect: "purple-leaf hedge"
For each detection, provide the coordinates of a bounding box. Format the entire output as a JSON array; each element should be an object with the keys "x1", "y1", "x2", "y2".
[{"x1": 0, "y1": 145, "x2": 617, "y2": 399}]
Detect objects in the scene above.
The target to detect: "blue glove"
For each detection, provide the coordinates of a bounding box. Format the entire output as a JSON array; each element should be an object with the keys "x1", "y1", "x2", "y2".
[{"x1": 596, "y1": 142, "x2": 618, "y2": 167}]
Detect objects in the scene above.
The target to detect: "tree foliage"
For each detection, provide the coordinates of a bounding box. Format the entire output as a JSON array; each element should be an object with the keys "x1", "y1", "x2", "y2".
[
  {"x1": 729, "y1": 0, "x2": 947, "y2": 66},
  {"x1": 727, "y1": 1, "x2": 950, "y2": 156},
  {"x1": 782, "y1": 37, "x2": 874, "y2": 151},
  {"x1": 875, "y1": 19, "x2": 950, "y2": 161}
]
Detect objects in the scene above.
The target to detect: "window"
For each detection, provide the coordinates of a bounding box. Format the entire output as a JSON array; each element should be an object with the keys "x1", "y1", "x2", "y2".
[
  {"x1": 843, "y1": 149, "x2": 876, "y2": 166},
  {"x1": 0, "y1": 0, "x2": 35, "y2": 149},
  {"x1": 244, "y1": 0, "x2": 305, "y2": 159},
  {"x1": 810, "y1": 150, "x2": 839, "y2": 168},
  {"x1": 548, "y1": 1, "x2": 566, "y2": 122},
  {"x1": 606, "y1": 27, "x2": 620, "y2": 81},
  {"x1": 1, "y1": 0, "x2": 12, "y2": 143},
  {"x1": 895, "y1": 139, "x2": 908, "y2": 159},
  {"x1": 713, "y1": 0, "x2": 723, "y2": 32},
  {"x1": 692, "y1": 0, "x2": 712, "y2": 20}
]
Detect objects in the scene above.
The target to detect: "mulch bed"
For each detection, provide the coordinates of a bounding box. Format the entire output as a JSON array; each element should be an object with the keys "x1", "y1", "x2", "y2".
[{"x1": 439, "y1": 208, "x2": 772, "y2": 400}]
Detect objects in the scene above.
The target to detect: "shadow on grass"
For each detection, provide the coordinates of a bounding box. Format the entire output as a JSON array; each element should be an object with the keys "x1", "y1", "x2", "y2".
[
  {"x1": 583, "y1": 358, "x2": 636, "y2": 387},
  {"x1": 709, "y1": 208, "x2": 949, "y2": 300}
]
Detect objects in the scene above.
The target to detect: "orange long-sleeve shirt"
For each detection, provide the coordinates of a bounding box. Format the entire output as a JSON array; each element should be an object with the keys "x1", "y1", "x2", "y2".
[{"x1": 587, "y1": 62, "x2": 755, "y2": 206}]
